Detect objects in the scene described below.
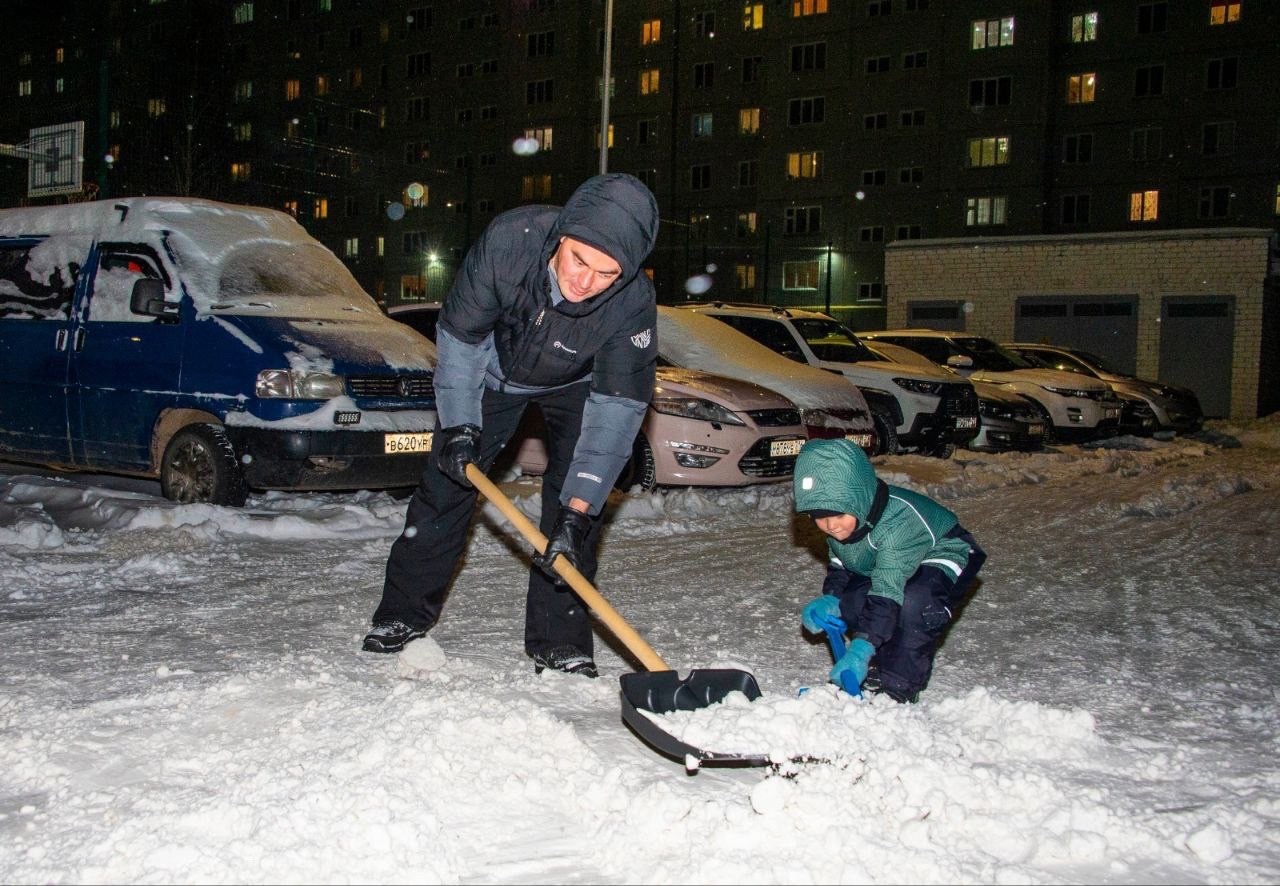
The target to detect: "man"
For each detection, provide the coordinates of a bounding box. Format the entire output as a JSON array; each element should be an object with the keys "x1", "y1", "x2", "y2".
[
  {"x1": 363, "y1": 173, "x2": 659, "y2": 679},
  {"x1": 792, "y1": 438, "x2": 986, "y2": 702}
]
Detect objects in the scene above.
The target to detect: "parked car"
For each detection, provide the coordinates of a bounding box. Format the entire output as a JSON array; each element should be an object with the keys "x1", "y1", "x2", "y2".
[
  {"x1": 862, "y1": 340, "x2": 1046, "y2": 453},
  {"x1": 677, "y1": 302, "x2": 979, "y2": 458},
  {"x1": 860, "y1": 329, "x2": 1123, "y2": 442},
  {"x1": 386, "y1": 303, "x2": 809, "y2": 490},
  {"x1": 0, "y1": 197, "x2": 438, "y2": 506},
  {"x1": 654, "y1": 305, "x2": 876, "y2": 452},
  {"x1": 1003, "y1": 342, "x2": 1203, "y2": 437}
]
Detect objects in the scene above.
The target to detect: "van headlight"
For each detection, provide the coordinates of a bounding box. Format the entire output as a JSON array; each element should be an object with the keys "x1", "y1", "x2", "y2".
[
  {"x1": 651, "y1": 396, "x2": 746, "y2": 426},
  {"x1": 255, "y1": 369, "x2": 346, "y2": 400}
]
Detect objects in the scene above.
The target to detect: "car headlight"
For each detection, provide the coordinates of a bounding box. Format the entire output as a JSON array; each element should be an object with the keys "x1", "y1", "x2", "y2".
[
  {"x1": 1041, "y1": 385, "x2": 1096, "y2": 399},
  {"x1": 979, "y1": 400, "x2": 1014, "y2": 420},
  {"x1": 893, "y1": 377, "x2": 943, "y2": 395},
  {"x1": 651, "y1": 396, "x2": 747, "y2": 426},
  {"x1": 255, "y1": 369, "x2": 347, "y2": 400}
]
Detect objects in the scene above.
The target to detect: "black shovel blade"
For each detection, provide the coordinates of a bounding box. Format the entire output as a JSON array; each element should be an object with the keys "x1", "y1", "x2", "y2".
[{"x1": 619, "y1": 669, "x2": 770, "y2": 767}]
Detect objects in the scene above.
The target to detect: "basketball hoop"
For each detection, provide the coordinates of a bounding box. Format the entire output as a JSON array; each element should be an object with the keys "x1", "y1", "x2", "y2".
[{"x1": 0, "y1": 121, "x2": 85, "y2": 199}]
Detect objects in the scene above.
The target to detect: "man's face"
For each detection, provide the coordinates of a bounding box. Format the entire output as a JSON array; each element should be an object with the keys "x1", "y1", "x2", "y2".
[
  {"x1": 551, "y1": 236, "x2": 622, "y2": 303},
  {"x1": 814, "y1": 514, "x2": 859, "y2": 542}
]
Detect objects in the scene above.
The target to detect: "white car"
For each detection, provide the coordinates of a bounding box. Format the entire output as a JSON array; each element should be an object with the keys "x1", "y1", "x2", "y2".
[
  {"x1": 677, "y1": 303, "x2": 980, "y2": 458},
  {"x1": 860, "y1": 330, "x2": 1123, "y2": 442}
]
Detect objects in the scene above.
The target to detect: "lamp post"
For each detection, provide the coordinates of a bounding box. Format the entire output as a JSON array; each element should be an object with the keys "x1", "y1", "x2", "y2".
[
  {"x1": 825, "y1": 240, "x2": 833, "y2": 316},
  {"x1": 599, "y1": 0, "x2": 614, "y2": 174}
]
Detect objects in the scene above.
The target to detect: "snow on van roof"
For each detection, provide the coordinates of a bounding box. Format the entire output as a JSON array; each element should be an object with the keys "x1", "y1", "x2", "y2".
[
  {"x1": 656, "y1": 306, "x2": 867, "y2": 413},
  {"x1": 0, "y1": 197, "x2": 379, "y2": 319}
]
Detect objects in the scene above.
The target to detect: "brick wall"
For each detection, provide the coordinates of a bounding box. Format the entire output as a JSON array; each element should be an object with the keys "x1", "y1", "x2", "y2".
[{"x1": 885, "y1": 229, "x2": 1275, "y2": 419}]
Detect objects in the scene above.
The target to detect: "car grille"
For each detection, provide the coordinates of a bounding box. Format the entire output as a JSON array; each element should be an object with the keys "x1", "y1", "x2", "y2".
[
  {"x1": 940, "y1": 383, "x2": 979, "y2": 416},
  {"x1": 347, "y1": 374, "x2": 435, "y2": 402},
  {"x1": 746, "y1": 407, "x2": 802, "y2": 427},
  {"x1": 738, "y1": 438, "x2": 799, "y2": 478}
]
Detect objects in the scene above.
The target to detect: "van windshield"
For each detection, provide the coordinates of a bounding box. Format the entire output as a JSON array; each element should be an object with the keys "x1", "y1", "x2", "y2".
[{"x1": 202, "y1": 241, "x2": 381, "y2": 319}]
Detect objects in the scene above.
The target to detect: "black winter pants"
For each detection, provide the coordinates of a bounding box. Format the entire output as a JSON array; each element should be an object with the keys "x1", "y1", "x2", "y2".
[
  {"x1": 837, "y1": 526, "x2": 986, "y2": 698},
  {"x1": 373, "y1": 381, "x2": 605, "y2": 658}
]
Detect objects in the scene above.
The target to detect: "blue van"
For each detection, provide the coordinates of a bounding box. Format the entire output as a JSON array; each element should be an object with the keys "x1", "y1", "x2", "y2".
[{"x1": 0, "y1": 197, "x2": 437, "y2": 505}]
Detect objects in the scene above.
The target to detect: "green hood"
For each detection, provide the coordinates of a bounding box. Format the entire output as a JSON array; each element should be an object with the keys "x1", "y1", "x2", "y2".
[{"x1": 793, "y1": 438, "x2": 878, "y2": 520}]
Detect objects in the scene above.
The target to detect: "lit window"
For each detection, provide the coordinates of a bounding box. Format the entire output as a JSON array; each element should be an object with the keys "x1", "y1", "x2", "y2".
[
  {"x1": 344, "y1": 237, "x2": 359, "y2": 257},
  {"x1": 743, "y1": 4, "x2": 764, "y2": 30},
  {"x1": 230, "y1": 161, "x2": 252, "y2": 182},
  {"x1": 639, "y1": 69, "x2": 660, "y2": 95},
  {"x1": 147, "y1": 98, "x2": 166, "y2": 117},
  {"x1": 783, "y1": 260, "x2": 819, "y2": 289},
  {"x1": 972, "y1": 16, "x2": 1014, "y2": 49},
  {"x1": 1129, "y1": 190, "x2": 1159, "y2": 222},
  {"x1": 1067, "y1": 73, "x2": 1096, "y2": 104},
  {"x1": 739, "y1": 107, "x2": 760, "y2": 135},
  {"x1": 313, "y1": 197, "x2": 329, "y2": 219},
  {"x1": 791, "y1": 0, "x2": 827, "y2": 17},
  {"x1": 1209, "y1": 2, "x2": 1241, "y2": 24},
  {"x1": 521, "y1": 174, "x2": 552, "y2": 201},
  {"x1": 965, "y1": 196, "x2": 1008, "y2": 226},
  {"x1": 736, "y1": 212, "x2": 758, "y2": 236},
  {"x1": 786, "y1": 151, "x2": 821, "y2": 179},
  {"x1": 595, "y1": 124, "x2": 615, "y2": 149},
  {"x1": 315, "y1": 74, "x2": 329, "y2": 96},
  {"x1": 285, "y1": 79, "x2": 300, "y2": 100},
  {"x1": 1070, "y1": 12, "x2": 1098, "y2": 42},
  {"x1": 968, "y1": 136, "x2": 1010, "y2": 167},
  {"x1": 1273, "y1": 183, "x2": 1280, "y2": 215},
  {"x1": 17, "y1": 79, "x2": 32, "y2": 96},
  {"x1": 233, "y1": 2, "x2": 254, "y2": 25},
  {"x1": 282, "y1": 200, "x2": 298, "y2": 217},
  {"x1": 233, "y1": 122, "x2": 252, "y2": 142},
  {"x1": 641, "y1": 19, "x2": 661, "y2": 44},
  {"x1": 524, "y1": 127, "x2": 554, "y2": 151},
  {"x1": 692, "y1": 113, "x2": 713, "y2": 138},
  {"x1": 736, "y1": 264, "x2": 756, "y2": 290}
]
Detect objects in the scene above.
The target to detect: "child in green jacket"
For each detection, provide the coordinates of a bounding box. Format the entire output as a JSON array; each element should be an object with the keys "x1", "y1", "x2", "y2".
[{"x1": 793, "y1": 438, "x2": 986, "y2": 702}]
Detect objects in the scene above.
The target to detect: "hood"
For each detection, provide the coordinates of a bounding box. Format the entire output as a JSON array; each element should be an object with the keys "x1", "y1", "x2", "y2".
[
  {"x1": 210, "y1": 314, "x2": 437, "y2": 375},
  {"x1": 793, "y1": 438, "x2": 878, "y2": 519},
  {"x1": 654, "y1": 367, "x2": 794, "y2": 410},
  {"x1": 543, "y1": 173, "x2": 659, "y2": 315},
  {"x1": 971, "y1": 367, "x2": 1110, "y2": 392}
]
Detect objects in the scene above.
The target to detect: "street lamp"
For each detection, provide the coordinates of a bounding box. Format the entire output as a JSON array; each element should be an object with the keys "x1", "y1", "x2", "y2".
[
  {"x1": 599, "y1": 0, "x2": 614, "y2": 174},
  {"x1": 825, "y1": 240, "x2": 833, "y2": 316}
]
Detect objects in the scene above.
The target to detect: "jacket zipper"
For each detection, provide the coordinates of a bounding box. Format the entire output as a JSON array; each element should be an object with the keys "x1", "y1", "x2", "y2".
[{"x1": 500, "y1": 307, "x2": 546, "y2": 393}]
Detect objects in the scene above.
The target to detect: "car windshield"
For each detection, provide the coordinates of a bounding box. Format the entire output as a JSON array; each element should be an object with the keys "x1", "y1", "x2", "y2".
[
  {"x1": 955, "y1": 337, "x2": 1037, "y2": 372},
  {"x1": 1075, "y1": 348, "x2": 1123, "y2": 375},
  {"x1": 790, "y1": 318, "x2": 877, "y2": 363},
  {"x1": 204, "y1": 241, "x2": 381, "y2": 319}
]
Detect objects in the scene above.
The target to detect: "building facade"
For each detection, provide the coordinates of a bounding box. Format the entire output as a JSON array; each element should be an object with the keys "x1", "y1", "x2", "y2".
[{"x1": 2, "y1": 0, "x2": 1277, "y2": 331}]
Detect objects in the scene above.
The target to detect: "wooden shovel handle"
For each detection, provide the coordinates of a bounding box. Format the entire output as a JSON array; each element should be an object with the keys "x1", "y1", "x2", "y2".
[{"x1": 465, "y1": 463, "x2": 671, "y2": 672}]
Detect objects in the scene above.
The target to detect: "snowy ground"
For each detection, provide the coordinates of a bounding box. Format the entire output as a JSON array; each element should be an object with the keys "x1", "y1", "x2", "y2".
[{"x1": 1, "y1": 418, "x2": 1278, "y2": 885}]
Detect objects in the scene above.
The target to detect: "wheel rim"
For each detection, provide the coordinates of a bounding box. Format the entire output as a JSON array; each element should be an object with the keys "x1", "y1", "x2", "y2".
[{"x1": 166, "y1": 437, "x2": 216, "y2": 503}]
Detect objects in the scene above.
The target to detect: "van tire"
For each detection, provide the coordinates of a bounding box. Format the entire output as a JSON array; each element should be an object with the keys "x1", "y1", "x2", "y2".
[
  {"x1": 160, "y1": 424, "x2": 248, "y2": 506},
  {"x1": 614, "y1": 435, "x2": 657, "y2": 492},
  {"x1": 924, "y1": 441, "x2": 956, "y2": 459},
  {"x1": 870, "y1": 410, "x2": 899, "y2": 457}
]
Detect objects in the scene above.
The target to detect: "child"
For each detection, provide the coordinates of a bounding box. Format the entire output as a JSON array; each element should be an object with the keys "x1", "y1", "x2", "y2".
[{"x1": 793, "y1": 438, "x2": 986, "y2": 702}]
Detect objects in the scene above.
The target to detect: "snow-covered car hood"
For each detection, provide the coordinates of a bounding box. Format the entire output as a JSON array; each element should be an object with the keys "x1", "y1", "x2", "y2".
[
  {"x1": 971, "y1": 367, "x2": 1110, "y2": 392},
  {"x1": 653, "y1": 366, "x2": 793, "y2": 411}
]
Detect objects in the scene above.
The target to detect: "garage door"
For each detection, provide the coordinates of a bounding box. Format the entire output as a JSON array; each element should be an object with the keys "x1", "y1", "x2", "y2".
[
  {"x1": 1159, "y1": 296, "x2": 1234, "y2": 418},
  {"x1": 907, "y1": 300, "x2": 966, "y2": 330},
  {"x1": 1014, "y1": 295, "x2": 1138, "y2": 375}
]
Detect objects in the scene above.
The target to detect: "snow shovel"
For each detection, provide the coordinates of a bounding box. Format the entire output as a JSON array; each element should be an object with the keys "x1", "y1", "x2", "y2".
[{"x1": 466, "y1": 464, "x2": 769, "y2": 767}]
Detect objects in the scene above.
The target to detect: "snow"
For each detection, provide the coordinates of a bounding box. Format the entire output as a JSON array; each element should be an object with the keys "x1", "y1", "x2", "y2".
[{"x1": 2, "y1": 417, "x2": 1279, "y2": 884}]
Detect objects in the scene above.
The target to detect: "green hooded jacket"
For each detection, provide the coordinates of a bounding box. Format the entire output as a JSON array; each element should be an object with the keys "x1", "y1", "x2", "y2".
[{"x1": 793, "y1": 438, "x2": 972, "y2": 607}]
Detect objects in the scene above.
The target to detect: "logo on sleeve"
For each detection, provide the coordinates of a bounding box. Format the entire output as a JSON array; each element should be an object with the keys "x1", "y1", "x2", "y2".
[{"x1": 630, "y1": 328, "x2": 652, "y2": 349}]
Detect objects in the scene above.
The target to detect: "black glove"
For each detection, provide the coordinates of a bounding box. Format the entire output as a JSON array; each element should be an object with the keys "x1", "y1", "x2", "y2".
[
  {"x1": 533, "y1": 507, "x2": 593, "y2": 583},
  {"x1": 436, "y1": 424, "x2": 481, "y2": 487}
]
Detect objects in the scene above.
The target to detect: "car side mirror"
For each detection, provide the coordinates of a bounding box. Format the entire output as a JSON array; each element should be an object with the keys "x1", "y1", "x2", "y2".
[
  {"x1": 129, "y1": 278, "x2": 178, "y2": 322},
  {"x1": 946, "y1": 354, "x2": 973, "y2": 370}
]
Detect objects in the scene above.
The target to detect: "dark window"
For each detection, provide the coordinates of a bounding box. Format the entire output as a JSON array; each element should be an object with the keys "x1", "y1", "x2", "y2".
[
  {"x1": 1063, "y1": 133, "x2": 1093, "y2": 164},
  {"x1": 1131, "y1": 126, "x2": 1163, "y2": 161},
  {"x1": 1135, "y1": 64, "x2": 1164, "y2": 97},
  {"x1": 788, "y1": 96, "x2": 826, "y2": 125},
  {"x1": 1198, "y1": 186, "x2": 1231, "y2": 218},
  {"x1": 903, "y1": 50, "x2": 928, "y2": 69},
  {"x1": 1061, "y1": 194, "x2": 1091, "y2": 225},
  {"x1": 1019, "y1": 303, "x2": 1068, "y2": 318},
  {"x1": 738, "y1": 160, "x2": 758, "y2": 187},
  {"x1": 1202, "y1": 121, "x2": 1235, "y2": 155},
  {"x1": 526, "y1": 79, "x2": 554, "y2": 104},
  {"x1": 864, "y1": 112, "x2": 888, "y2": 130},
  {"x1": 690, "y1": 164, "x2": 711, "y2": 190},
  {"x1": 899, "y1": 166, "x2": 923, "y2": 184},
  {"x1": 1206, "y1": 57, "x2": 1238, "y2": 90},
  {"x1": 406, "y1": 52, "x2": 430, "y2": 77},
  {"x1": 742, "y1": 56, "x2": 763, "y2": 84},
  {"x1": 694, "y1": 62, "x2": 715, "y2": 88},
  {"x1": 969, "y1": 76, "x2": 1012, "y2": 107},
  {"x1": 1167, "y1": 302, "x2": 1228, "y2": 318},
  {"x1": 791, "y1": 42, "x2": 826, "y2": 72},
  {"x1": 862, "y1": 169, "x2": 886, "y2": 186},
  {"x1": 866, "y1": 55, "x2": 890, "y2": 74},
  {"x1": 1137, "y1": 2, "x2": 1168, "y2": 33},
  {"x1": 527, "y1": 31, "x2": 555, "y2": 57}
]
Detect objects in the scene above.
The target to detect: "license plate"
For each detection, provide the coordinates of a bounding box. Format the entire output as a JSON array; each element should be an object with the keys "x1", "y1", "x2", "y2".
[
  {"x1": 384, "y1": 432, "x2": 433, "y2": 454},
  {"x1": 955, "y1": 415, "x2": 978, "y2": 429},
  {"x1": 770, "y1": 438, "x2": 804, "y2": 457},
  {"x1": 1027, "y1": 423, "x2": 1045, "y2": 436},
  {"x1": 845, "y1": 432, "x2": 874, "y2": 449},
  {"x1": 1105, "y1": 407, "x2": 1121, "y2": 419}
]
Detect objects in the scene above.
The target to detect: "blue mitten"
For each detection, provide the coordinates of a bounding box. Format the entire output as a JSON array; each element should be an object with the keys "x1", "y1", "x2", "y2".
[
  {"x1": 830, "y1": 638, "x2": 875, "y2": 695},
  {"x1": 801, "y1": 595, "x2": 845, "y2": 634}
]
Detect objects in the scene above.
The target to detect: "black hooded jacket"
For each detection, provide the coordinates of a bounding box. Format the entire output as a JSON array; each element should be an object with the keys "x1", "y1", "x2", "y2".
[{"x1": 434, "y1": 173, "x2": 660, "y2": 512}]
